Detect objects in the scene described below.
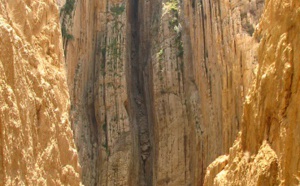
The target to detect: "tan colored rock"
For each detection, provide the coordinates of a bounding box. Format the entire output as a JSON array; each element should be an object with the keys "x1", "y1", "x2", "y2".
[
  {"x1": 167, "y1": 0, "x2": 264, "y2": 184},
  {"x1": 204, "y1": 155, "x2": 228, "y2": 186},
  {"x1": 0, "y1": 0, "x2": 81, "y2": 185},
  {"x1": 62, "y1": 0, "x2": 132, "y2": 185},
  {"x1": 204, "y1": 0, "x2": 300, "y2": 185},
  {"x1": 63, "y1": 0, "x2": 265, "y2": 185}
]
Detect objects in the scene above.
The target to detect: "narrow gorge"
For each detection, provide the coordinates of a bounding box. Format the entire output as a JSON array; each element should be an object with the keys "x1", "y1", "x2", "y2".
[{"x1": 0, "y1": 0, "x2": 299, "y2": 185}]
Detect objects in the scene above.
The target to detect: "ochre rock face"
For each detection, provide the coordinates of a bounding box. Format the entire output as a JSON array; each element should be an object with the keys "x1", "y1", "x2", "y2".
[
  {"x1": 2, "y1": 0, "x2": 299, "y2": 185},
  {"x1": 181, "y1": 1, "x2": 264, "y2": 184},
  {"x1": 204, "y1": 0, "x2": 300, "y2": 185},
  {"x1": 62, "y1": 0, "x2": 132, "y2": 185},
  {"x1": 0, "y1": 0, "x2": 81, "y2": 185},
  {"x1": 63, "y1": 0, "x2": 265, "y2": 185}
]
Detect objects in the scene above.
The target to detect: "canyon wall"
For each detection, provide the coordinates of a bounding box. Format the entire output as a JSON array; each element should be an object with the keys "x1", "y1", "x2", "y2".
[
  {"x1": 204, "y1": 0, "x2": 300, "y2": 185},
  {"x1": 181, "y1": 0, "x2": 264, "y2": 184},
  {"x1": 0, "y1": 0, "x2": 81, "y2": 185},
  {"x1": 1, "y1": 0, "x2": 298, "y2": 185},
  {"x1": 63, "y1": 0, "x2": 265, "y2": 185},
  {"x1": 62, "y1": 0, "x2": 132, "y2": 185}
]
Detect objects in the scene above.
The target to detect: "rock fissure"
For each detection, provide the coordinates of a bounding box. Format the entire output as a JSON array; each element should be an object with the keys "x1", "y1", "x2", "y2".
[{"x1": 126, "y1": 0, "x2": 154, "y2": 185}]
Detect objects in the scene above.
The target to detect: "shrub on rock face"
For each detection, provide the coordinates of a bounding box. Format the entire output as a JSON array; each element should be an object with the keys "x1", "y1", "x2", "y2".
[
  {"x1": 110, "y1": 4, "x2": 125, "y2": 16},
  {"x1": 61, "y1": 24, "x2": 74, "y2": 40},
  {"x1": 61, "y1": 0, "x2": 75, "y2": 16},
  {"x1": 60, "y1": 0, "x2": 75, "y2": 42}
]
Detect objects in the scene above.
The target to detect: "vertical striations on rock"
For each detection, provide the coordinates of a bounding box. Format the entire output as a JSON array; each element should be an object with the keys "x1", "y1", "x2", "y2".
[
  {"x1": 0, "y1": 0, "x2": 81, "y2": 185},
  {"x1": 63, "y1": 0, "x2": 266, "y2": 185},
  {"x1": 181, "y1": 0, "x2": 265, "y2": 184},
  {"x1": 126, "y1": 0, "x2": 154, "y2": 185},
  {"x1": 4, "y1": 0, "x2": 300, "y2": 185},
  {"x1": 63, "y1": 0, "x2": 133, "y2": 185},
  {"x1": 204, "y1": 0, "x2": 300, "y2": 185},
  {"x1": 61, "y1": 0, "x2": 101, "y2": 184}
]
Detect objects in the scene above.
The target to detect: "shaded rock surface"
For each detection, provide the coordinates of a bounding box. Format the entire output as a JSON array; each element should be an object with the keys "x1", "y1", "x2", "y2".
[{"x1": 63, "y1": 0, "x2": 265, "y2": 185}]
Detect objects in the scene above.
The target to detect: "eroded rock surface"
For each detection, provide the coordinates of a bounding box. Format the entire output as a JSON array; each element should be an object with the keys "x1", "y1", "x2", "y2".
[
  {"x1": 7, "y1": 0, "x2": 300, "y2": 185},
  {"x1": 63, "y1": 0, "x2": 265, "y2": 185},
  {"x1": 0, "y1": 0, "x2": 81, "y2": 185},
  {"x1": 204, "y1": 0, "x2": 300, "y2": 185}
]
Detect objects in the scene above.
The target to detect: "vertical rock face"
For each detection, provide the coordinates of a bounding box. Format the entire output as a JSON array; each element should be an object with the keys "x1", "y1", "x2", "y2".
[
  {"x1": 204, "y1": 0, "x2": 300, "y2": 185},
  {"x1": 0, "y1": 0, "x2": 81, "y2": 185},
  {"x1": 182, "y1": 0, "x2": 264, "y2": 184},
  {"x1": 63, "y1": 0, "x2": 132, "y2": 185},
  {"x1": 63, "y1": 0, "x2": 265, "y2": 185},
  {"x1": 5, "y1": 0, "x2": 299, "y2": 185},
  {"x1": 62, "y1": 0, "x2": 102, "y2": 185},
  {"x1": 61, "y1": 0, "x2": 272, "y2": 185}
]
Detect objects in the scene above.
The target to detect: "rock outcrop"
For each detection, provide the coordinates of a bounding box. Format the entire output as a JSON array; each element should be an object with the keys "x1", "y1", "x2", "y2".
[
  {"x1": 62, "y1": 0, "x2": 132, "y2": 185},
  {"x1": 180, "y1": 0, "x2": 264, "y2": 184},
  {"x1": 204, "y1": 0, "x2": 300, "y2": 185},
  {"x1": 63, "y1": 0, "x2": 265, "y2": 185},
  {"x1": 3, "y1": 0, "x2": 299, "y2": 185},
  {"x1": 0, "y1": 0, "x2": 81, "y2": 185}
]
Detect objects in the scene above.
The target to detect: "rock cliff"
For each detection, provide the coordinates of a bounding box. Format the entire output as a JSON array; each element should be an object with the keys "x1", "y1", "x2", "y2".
[
  {"x1": 63, "y1": 0, "x2": 265, "y2": 185},
  {"x1": 204, "y1": 0, "x2": 300, "y2": 185},
  {"x1": 2, "y1": 0, "x2": 299, "y2": 185},
  {"x1": 0, "y1": 0, "x2": 81, "y2": 185}
]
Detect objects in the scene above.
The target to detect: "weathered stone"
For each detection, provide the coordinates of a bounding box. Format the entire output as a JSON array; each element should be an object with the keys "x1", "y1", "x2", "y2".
[
  {"x1": 204, "y1": 0, "x2": 300, "y2": 185},
  {"x1": 0, "y1": 0, "x2": 81, "y2": 185}
]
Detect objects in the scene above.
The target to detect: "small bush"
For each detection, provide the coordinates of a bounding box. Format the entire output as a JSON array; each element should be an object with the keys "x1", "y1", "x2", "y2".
[
  {"x1": 158, "y1": 49, "x2": 164, "y2": 61},
  {"x1": 61, "y1": 0, "x2": 75, "y2": 17},
  {"x1": 60, "y1": 0, "x2": 75, "y2": 41},
  {"x1": 166, "y1": 0, "x2": 184, "y2": 58},
  {"x1": 166, "y1": 0, "x2": 179, "y2": 14},
  {"x1": 61, "y1": 24, "x2": 74, "y2": 40},
  {"x1": 110, "y1": 4, "x2": 125, "y2": 16},
  {"x1": 177, "y1": 42, "x2": 184, "y2": 57}
]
